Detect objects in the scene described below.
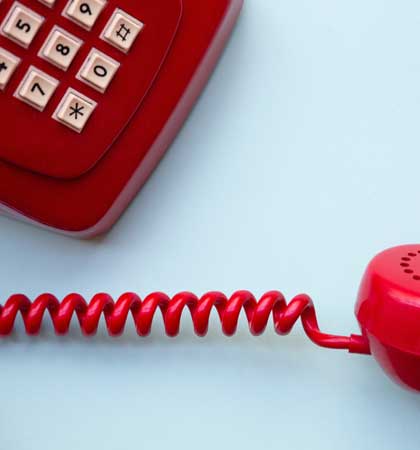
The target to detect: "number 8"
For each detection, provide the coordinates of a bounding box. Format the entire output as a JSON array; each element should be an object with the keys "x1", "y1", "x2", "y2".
[{"x1": 56, "y1": 44, "x2": 70, "y2": 56}]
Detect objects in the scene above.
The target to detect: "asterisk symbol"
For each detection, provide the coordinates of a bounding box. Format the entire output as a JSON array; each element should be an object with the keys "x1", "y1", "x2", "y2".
[{"x1": 69, "y1": 102, "x2": 84, "y2": 120}]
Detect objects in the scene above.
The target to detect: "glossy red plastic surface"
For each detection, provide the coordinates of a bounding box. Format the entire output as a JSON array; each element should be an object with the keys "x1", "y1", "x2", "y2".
[
  {"x1": 356, "y1": 245, "x2": 420, "y2": 391},
  {"x1": 0, "y1": 0, "x2": 243, "y2": 236},
  {"x1": 0, "y1": 0, "x2": 182, "y2": 178},
  {"x1": 0, "y1": 290, "x2": 368, "y2": 354}
]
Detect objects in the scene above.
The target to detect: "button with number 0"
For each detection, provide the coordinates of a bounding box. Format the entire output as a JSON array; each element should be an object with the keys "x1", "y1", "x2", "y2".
[
  {"x1": 63, "y1": 0, "x2": 106, "y2": 30},
  {"x1": 53, "y1": 88, "x2": 97, "y2": 132},
  {"x1": 0, "y1": 2, "x2": 44, "y2": 48},
  {"x1": 39, "y1": 26, "x2": 83, "y2": 71},
  {"x1": 101, "y1": 8, "x2": 144, "y2": 53},
  {"x1": 77, "y1": 48, "x2": 119, "y2": 92},
  {"x1": 15, "y1": 66, "x2": 59, "y2": 111}
]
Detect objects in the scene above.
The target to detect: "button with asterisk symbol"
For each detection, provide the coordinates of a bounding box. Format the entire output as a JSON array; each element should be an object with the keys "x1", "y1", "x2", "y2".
[
  {"x1": 53, "y1": 88, "x2": 97, "y2": 132},
  {"x1": 0, "y1": 47, "x2": 20, "y2": 90}
]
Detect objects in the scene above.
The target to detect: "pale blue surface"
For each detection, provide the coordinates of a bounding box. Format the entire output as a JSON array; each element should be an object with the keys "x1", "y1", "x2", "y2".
[{"x1": 1, "y1": 1, "x2": 420, "y2": 449}]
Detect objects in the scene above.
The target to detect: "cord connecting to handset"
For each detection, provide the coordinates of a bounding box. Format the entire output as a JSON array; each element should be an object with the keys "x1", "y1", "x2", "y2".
[{"x1": 0, "y1": 290, "x2": 370, "y2": 354}]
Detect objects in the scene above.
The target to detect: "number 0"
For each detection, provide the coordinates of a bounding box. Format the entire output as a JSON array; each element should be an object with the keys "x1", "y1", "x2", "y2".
[{"x1": 94, "y1": 65, "x2": 107, "y2": 78}]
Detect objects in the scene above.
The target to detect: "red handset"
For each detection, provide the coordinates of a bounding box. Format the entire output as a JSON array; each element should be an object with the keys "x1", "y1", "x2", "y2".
[
  {"x1": 356, "y1": 245, "x2": 420, "y2": 391},
  {"x1": 0, "y1": 0, "x2": 243, "y2": 237},
  {"x1": 2, "y1": 244, "x2": 420, "y2": 392}
]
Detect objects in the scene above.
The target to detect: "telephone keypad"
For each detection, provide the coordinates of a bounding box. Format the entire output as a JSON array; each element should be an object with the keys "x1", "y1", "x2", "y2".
[
  {"x1": 39, "y1": 26, "x2": 83, "y2": 70},
  {"x1": 0, "y1": 47, "x2": 20, "y2": 90},
  {"x1": 0, "y1": 0, "x2": 146, "y2": 132},
  {"x1": 101, "y1": 8, "x2": 143, "y2": 53},
  {"x1": 0, "y1": 0, "x2": 182, "y2": 178},
  {"x1": 15, "y1": 66, "x2": 59, "y2": 110},
  {"x1": 63, "y1": 0, "x2": 106, "y2": 30},
  {"x1": 53, "y1": 88, "x2": 96, "y2": 132},
  {"x1": 77, "y1": 48, "x2": 119, "y2": 92},
  {"x1": 1, "y1": 2, "x2": 45, "y2": 48}
]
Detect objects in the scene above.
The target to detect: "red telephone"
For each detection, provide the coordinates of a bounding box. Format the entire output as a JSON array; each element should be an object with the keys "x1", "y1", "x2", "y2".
[
  {"x1": 0, "y1": 0, "x2": 243, "y2": 237},
  {"x1": 1, "y1": 0, "x2": 420, "y2": 395}
]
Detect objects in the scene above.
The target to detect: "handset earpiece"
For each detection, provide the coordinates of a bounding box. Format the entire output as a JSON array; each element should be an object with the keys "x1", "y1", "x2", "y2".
[{"x1": 356, "y1": 245, "x2": 420, "y2": 391}]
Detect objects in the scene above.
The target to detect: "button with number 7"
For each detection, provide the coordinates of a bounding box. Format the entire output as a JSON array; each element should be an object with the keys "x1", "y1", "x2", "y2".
[{"x1": 15, "y1": 66, "x2": 59, "y2": 111}]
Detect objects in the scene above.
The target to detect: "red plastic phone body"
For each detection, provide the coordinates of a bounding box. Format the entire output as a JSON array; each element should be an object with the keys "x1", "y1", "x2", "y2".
[
  {"x1": 0, "y1": 0, "x2": 243, "y2": 237},
  {"x1": 356, "y1": 245, "x2": 420, "y2": 391},
  {"x1": 0, "y1": 0, "x2": 183, "y2": 178}
]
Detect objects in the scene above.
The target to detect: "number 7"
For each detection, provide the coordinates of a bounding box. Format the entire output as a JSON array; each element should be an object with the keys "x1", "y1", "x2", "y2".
[{"x1": 31, "y1": 82, "x2": 45, "y2": 96}]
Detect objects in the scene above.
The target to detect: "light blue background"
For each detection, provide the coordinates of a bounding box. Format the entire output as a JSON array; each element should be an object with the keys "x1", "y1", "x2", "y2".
[{"x1": 1, "y1": 1, "x2": 420, "y2": 449}]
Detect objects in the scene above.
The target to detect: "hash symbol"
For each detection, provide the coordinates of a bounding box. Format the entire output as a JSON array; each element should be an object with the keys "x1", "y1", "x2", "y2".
[
  {"x1": 69, "y1": 102, "x2": 84, "y2": 120},
  {"x1": 116, "y1": 23, "x2": 131, "y2": 42}
]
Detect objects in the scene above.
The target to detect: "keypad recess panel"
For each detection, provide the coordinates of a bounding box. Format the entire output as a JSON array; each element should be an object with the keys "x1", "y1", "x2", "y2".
[{"x1": 0, "y1": 0, "x2": 181, "y2": 178}]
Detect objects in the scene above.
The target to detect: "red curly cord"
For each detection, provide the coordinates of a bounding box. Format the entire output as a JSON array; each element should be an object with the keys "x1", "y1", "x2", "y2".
[{"x1": 0, "y1": 291, "x2": 370, "y2": 354}]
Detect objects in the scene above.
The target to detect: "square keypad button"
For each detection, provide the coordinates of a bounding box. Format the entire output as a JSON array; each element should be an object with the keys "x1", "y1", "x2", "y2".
[
  {"x1": 38, "y1": 0, "x2": 56, "y2": 7},
  {"x1": 77, "y1": 48, "x2": 119, "y2": 92},
  {"x1": 53, "y1": 88, "x2": 97, "y2": 132},
  {"x1": 15, "y1": 66, "x2": 59, "y2": 111},
  {"x1": 1, "y1": 2, "x2": 44, "y2": 48},
  {"x1": 0, "y1": 47, "x2": 20, "y2": 90},
  {"x1": 63, "y1": 0, "x2": 106, "y2": 30},
  {"x1": 39, "y1": 26, "x2": 83, "y2": 70},
  {"x1": 101, "y1": 8, "x2": 144, "y2": 53}
]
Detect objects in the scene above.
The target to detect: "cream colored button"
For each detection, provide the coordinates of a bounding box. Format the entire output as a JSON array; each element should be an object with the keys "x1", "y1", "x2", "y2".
[
  {"x1": 0, "y1": 47, "x2": 20, "y2": 90},
  {"x1": 1, "y1": 2, "x2": 44, "y2": 48},
  {"x1": 101, "y1": 8, "x2": 144, "y2": 53},
  {"x1": 38, "y1": 0, "x2": 56, "y2": 8},
  {"x1": 15, "y1": 66, "x2": 58, "y2": 111},
  {"x1": 63, "y1": 0, "x2": 106, "y2": 30},
  {"x1": 53, "y1": 88, "x2": 97, "y2": 132},
  {"x1": 77, "y1": 48, "x2": 119, "y2": 92},
  {"x1": 39, "y1": 26, "x2": 83, "y2": 70}
]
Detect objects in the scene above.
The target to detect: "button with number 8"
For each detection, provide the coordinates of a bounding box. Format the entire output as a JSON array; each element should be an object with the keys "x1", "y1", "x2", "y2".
[
  {"x1": 63, "y1": 0, "x2": 106, "y2": 30},
  {"x1": 39, "y1": 26, "x2": 83, "y2": 71},
  {"x1": 15, "y1": 66, "x2": 59, "y2": 111}
]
